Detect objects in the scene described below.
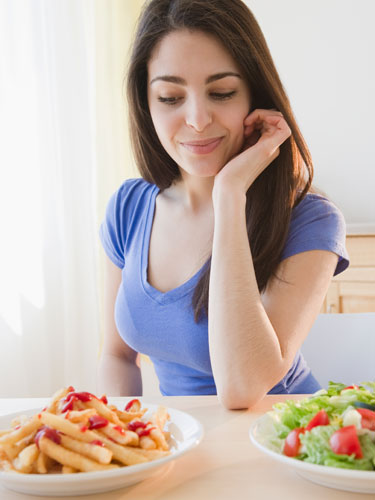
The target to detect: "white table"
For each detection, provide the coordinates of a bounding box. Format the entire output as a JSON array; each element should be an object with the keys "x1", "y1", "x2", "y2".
[{"x1": 0, "y1": 395, "x2": 368, "y2": 499}]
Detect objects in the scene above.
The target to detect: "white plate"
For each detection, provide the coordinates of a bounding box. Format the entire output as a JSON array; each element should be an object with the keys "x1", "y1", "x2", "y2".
[
  {"x1": 0, "y1": 402, "x2": 204, "y2": 497},
  {"x1": 250, "y1": 414, "x2": 375, "y2": 494}
]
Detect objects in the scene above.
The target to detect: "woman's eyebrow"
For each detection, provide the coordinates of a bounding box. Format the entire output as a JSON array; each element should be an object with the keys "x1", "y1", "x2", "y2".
[{"x1": 150, "y1": 71, "x2": 242, "y2": 85}]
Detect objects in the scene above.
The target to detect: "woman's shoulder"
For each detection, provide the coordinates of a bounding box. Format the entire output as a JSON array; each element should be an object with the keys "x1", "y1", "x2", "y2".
[
  {"x1": 290, "y1": 191, "x2": 346, "y2": 237},
  {"x1": 292, "y1": 191, "x2": 344, "y2": 220},
  {"x1": 107, "y1": 177, "x2": 158, "y2": 216},
  {"x1": 99, "y1": 178, "x2": 158, "y2": 268},
  {"x1": 115, "y1": 177, "x2": 157, "y2": 201},
  {"x1": 283, "y1": 191, "x2": 349, "y2": 275}
]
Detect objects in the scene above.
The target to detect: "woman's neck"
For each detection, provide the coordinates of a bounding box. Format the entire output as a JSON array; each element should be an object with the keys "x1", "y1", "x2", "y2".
[{"x1": 166, "y1": 172, "x2": 215, "y2": 214}]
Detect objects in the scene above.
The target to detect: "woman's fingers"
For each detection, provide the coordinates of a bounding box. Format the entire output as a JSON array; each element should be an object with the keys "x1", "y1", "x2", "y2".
[
  {"x1": 243, "y1": 109, "x2": 291, "y2": 151},
  {"x1": 244, "y1": 109, "x2": 290, "y2": 135},
  {"x1": 244, "y1": 108, "x2": 284, "y2": 126},
  {"x1": 214, "y1": 108, "x2": 290, "y2": 192}
]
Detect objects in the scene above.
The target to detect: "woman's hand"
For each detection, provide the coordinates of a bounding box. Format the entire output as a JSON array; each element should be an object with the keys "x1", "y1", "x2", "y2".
[{"x1": 213, "y1": 109, "x2": 291, "y2": 197}]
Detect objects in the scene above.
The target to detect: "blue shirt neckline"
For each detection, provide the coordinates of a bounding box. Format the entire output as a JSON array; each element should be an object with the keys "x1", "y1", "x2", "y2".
[{"x1": 140, "y1": 184, "x2": 204, "y2": 305}]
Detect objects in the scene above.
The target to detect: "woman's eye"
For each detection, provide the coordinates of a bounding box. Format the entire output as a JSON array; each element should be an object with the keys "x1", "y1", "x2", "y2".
[
  {"x1": 157, "y1": 96, "x2": 181, "y2": 105},
  {"x1": 210, "y1": 91, "x2": 237, "y2": 100},
  {"x1": 157, "y1": 91, "x2": 237, "y2": 105}
]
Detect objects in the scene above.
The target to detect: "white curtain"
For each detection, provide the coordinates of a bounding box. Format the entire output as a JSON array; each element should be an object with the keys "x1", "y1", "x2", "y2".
[
  {"x1": 0, "y1": 0, "x2": 144, "y2": 398},
  {"x1": 0, "y1": 0, "x2": 100, "y2": 397}
]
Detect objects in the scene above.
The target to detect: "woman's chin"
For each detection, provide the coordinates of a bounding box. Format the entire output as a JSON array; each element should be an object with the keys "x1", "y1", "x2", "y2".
[{"x1": 179, "y1": 160, "x2": 226, "y2": 179}]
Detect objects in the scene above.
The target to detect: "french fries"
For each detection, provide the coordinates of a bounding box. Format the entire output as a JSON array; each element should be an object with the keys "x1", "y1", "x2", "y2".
[
  {"x1": 0, "y1": 416, "x2": 41, "y2": 446},
  {"x1": 36, "y1": 450, "x2": 51, "y2": 474},
  {"x1": 13, "y1": 444, "x2": 39, "y2": 473},
  {"x1": 38, "y1": 437, "x2": 117, "y2": 473},
  {"x1": 59, "y1": 435, "x2": 112, "y2": 464},
  {"x1": 0, "y1": 388, "x2": 171, "y2": 475}
]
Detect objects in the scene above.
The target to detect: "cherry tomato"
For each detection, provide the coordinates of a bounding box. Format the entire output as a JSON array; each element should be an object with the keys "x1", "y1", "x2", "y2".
[
  {"x1": 306, "y1": 409, "x2": 330, "y2": 431},
  {"x1": 329, "y1": 426, "x2": 363, "y2": 459},
  {"x1": 283, "y1": 428, "x2": 305, "y2": 457},
  {"x1": 356, "y1": 408, "x2": 375, "y2": 431}
]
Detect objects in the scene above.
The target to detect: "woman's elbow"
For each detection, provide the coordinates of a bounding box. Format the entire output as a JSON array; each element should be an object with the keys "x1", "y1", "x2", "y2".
[
  {"x1": 217, "y1": 386, "x2": 265, "y2": 410},
  {"x1": 216, "y1": 370, "x2": 287, "y2": 410}
]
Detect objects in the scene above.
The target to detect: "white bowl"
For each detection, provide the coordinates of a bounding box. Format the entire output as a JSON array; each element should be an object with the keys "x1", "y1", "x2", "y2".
[
  {"x1": 250, "y1": 413, "x2": 375, "y2": 494},
  {"x1": 0, "y1": 403, "x2": 204, "y2": 497}
]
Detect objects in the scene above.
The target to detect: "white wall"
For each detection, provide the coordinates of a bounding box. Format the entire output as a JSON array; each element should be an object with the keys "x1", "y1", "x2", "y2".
[{"x1": 246, "y1": 0, "x2": 375, "y2": 225}]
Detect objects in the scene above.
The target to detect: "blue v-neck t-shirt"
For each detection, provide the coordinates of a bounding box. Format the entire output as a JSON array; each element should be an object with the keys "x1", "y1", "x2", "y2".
[{"x1": 99, "y1": 178, "x2": 349, "y2": 396}]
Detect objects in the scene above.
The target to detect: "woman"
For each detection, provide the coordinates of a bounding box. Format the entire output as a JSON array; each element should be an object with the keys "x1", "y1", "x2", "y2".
[{"x1": 98, "y1": 0, "x2": 349, "y2": 409}]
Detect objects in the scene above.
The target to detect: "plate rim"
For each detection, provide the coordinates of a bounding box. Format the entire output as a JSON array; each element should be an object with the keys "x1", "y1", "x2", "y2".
[
  {"x1": 249, "y1": 413, "x2": 375, "y2": 479},
  {"x1": 0, "y1": 404, "x2": 204, "y2": 484}
]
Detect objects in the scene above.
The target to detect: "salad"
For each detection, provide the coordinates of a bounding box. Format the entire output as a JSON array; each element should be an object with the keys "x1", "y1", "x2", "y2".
[{"x1": 266, "y1": 381, "x2": 375, "y2": 470}]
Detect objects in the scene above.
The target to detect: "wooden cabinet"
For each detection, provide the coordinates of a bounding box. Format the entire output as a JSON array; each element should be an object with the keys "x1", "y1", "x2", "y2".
[{"x1": 322, "y1": 234, "x2": 375, "y2": 313}]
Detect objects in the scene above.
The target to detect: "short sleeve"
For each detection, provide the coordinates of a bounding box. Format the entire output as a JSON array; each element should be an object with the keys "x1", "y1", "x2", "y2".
[
  {"x1": 280, "y1": 194, "x2": 349, "y2": 276},
  {"x1": 99, "y1": 180, "x2": 136, "y2": 269}
]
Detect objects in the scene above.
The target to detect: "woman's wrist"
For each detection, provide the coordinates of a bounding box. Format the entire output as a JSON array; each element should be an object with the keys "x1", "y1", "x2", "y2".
[{"x1": 212, "y1": 177, "x2": 247, "y2": 210}]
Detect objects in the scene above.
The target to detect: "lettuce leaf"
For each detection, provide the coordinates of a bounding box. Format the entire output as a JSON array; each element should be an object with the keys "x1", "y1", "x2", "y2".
[
  {"x1": 299, "y1": 426, "x2": 375, "y2": 470},
  {"x1": 265, "y1": 381, "x2": 375, "y2": 471}
]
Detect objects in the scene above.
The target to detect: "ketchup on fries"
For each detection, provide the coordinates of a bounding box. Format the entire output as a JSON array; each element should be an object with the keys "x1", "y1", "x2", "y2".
[{"x1": 0, "y1": 387, "x2": 171, "y2": 474}]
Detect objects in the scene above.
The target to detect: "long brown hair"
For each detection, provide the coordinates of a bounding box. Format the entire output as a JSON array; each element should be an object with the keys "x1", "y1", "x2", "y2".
[{"x1": 127, "y1": 0, "x2": 313, "y2": 321}]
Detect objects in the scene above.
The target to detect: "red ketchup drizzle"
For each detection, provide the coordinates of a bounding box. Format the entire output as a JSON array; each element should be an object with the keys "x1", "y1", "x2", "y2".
[
  {"x1": 113, "y1": 425, "x2": 125, "y2": 435},
  {"x1": 138, "y1": 427, "x2": 155, "y2": 438},
  {"x1": 124, "y1": 399, "x2": 140, "y2": 412},
  {"x1": 100, "y1": 395, "x2": 108, "y2": 405},
  {"x1": 80, "y1": 425, "x2": 88, "y2": 432},
  {"x1": 61, "y1": 392, "x2": 97, "y2": 413},
  {"x1": 88, "y1": 415, "x2": 109, "y2": 430},
  {"x1": 91, "y1": 439, "x2": 105, "y2": 447},
  {"x1": 35, "y1": 426, "x2": 61, "y2": 449},
  {"x1": 127, "y1": 421, "x2": 147, "y2": 432}
]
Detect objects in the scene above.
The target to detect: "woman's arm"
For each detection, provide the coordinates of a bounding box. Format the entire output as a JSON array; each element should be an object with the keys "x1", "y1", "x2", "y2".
[
  {"x1": 97, "y1": 258, "x2": 142, "y2": 396},
  {"x1": 209, "y1": 110, "x2": 338, "y2": 409}
]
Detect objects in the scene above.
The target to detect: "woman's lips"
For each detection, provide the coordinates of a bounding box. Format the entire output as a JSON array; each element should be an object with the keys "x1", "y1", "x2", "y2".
[{"x1": 180, "y1": 137, "x2": 223, "y2": 155}]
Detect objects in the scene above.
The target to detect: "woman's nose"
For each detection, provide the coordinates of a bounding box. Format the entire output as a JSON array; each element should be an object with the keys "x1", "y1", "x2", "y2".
[{"x1": 185, "y1": 97, "x2": 212, "y2": 132}]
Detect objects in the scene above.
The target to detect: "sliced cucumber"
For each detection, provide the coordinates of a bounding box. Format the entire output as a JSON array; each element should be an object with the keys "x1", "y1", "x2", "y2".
[{"x1": 353, "y1": 401, "x2": 375, "y2": 411}]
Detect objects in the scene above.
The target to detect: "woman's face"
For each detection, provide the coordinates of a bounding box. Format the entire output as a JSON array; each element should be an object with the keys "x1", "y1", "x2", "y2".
[{"x1": 147, "y1": 29, "x2": 251, "y2": 178}]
